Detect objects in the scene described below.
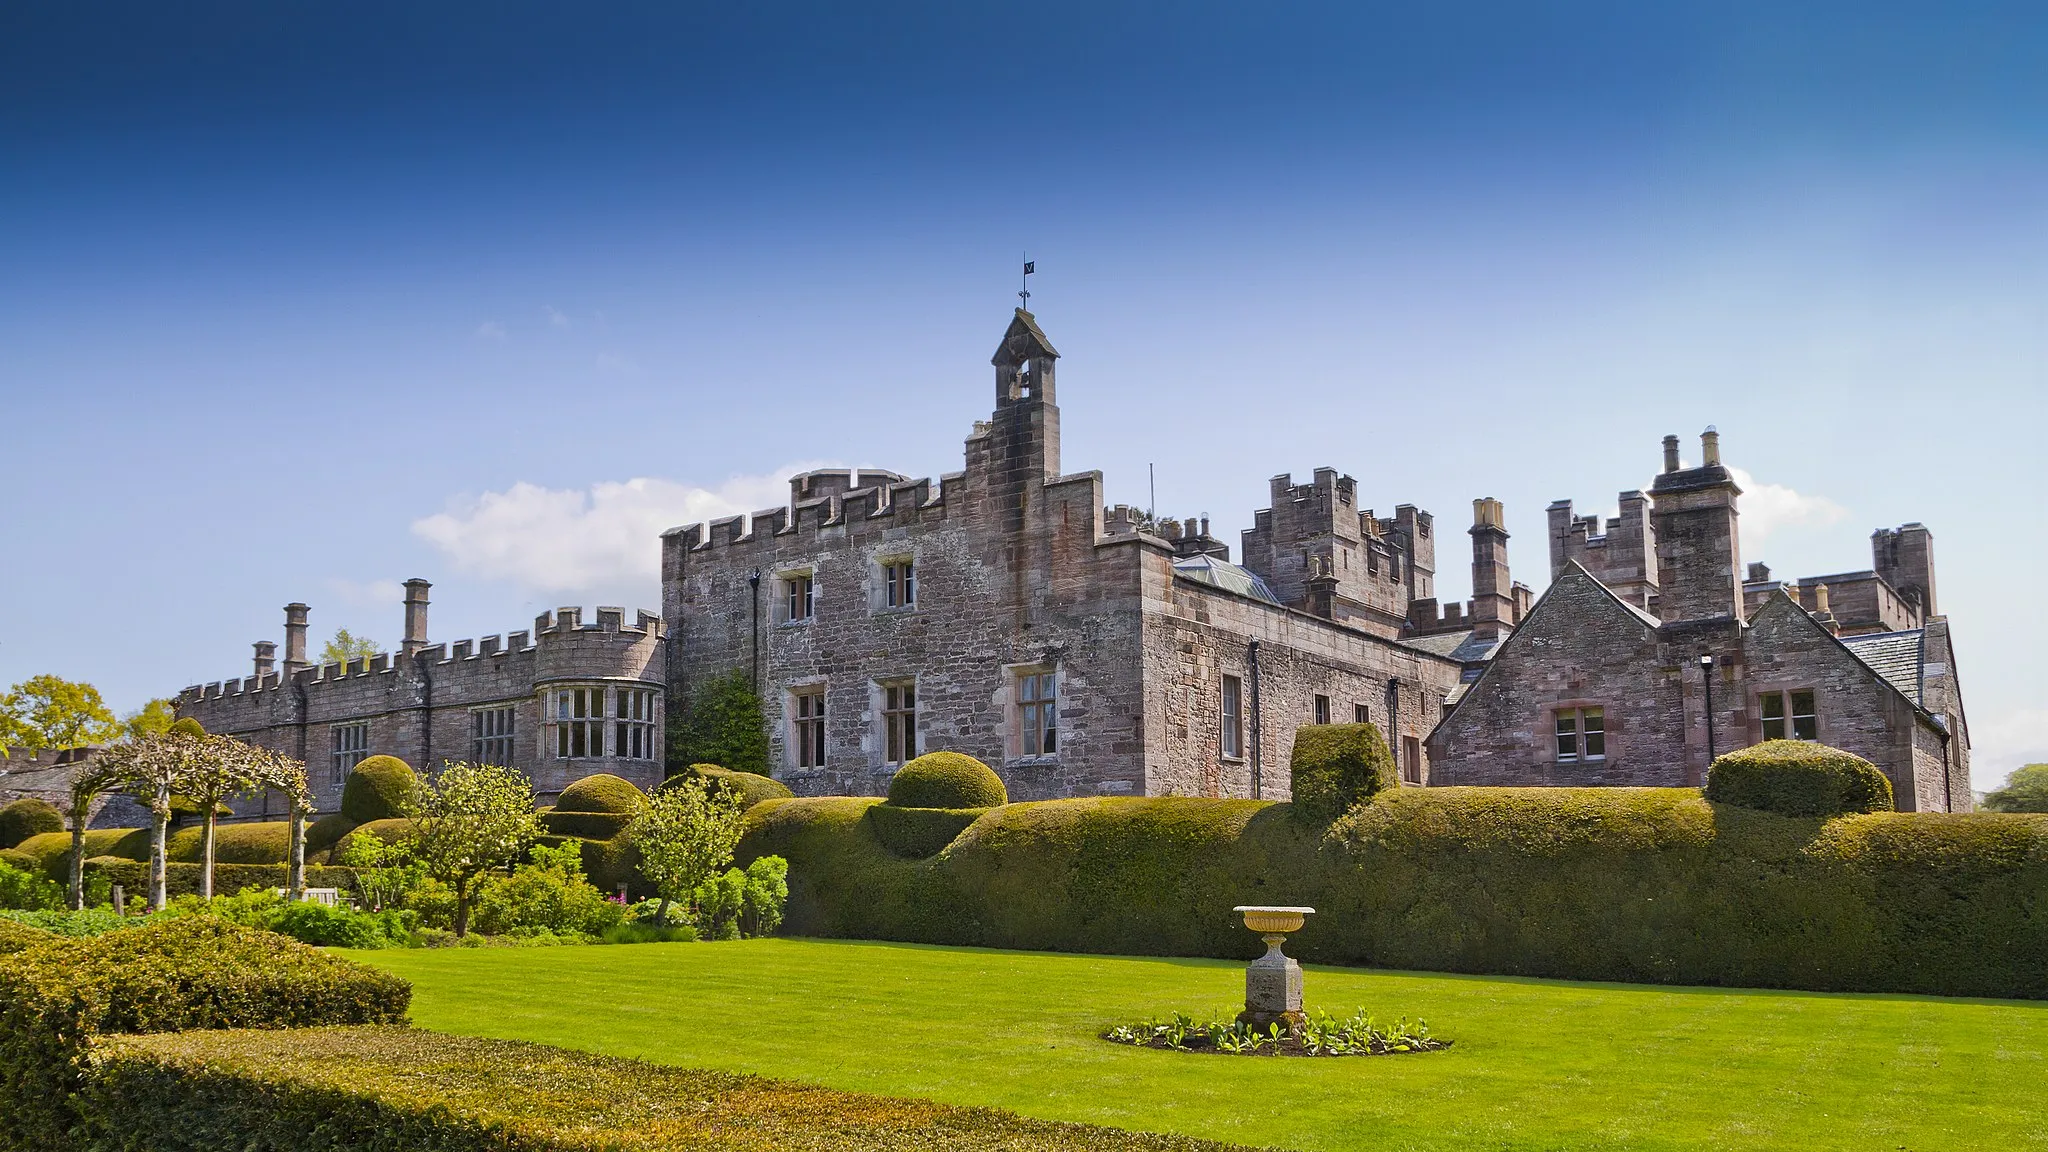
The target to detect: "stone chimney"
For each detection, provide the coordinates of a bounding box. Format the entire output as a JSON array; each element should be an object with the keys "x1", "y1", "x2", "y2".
[
  {"x1": 1662, "y1": 434, "x2": 1682, "y2": 473},
  {"x1": 1873, "y1": 522, "x2": 1937, "y2": 621},
  {"x1": 1468, "y1": 497, "x2": 1513, "y2": 640},
  {"x1": 1306, "y1": 558, "x2": 1339, "y2": 620},
  {"x1": 252, "y1": 641, "x2": 276, "y2": 680},
  {"x1": 282, "y1": 604, "x2": 310, "y2": 677},
  {"x1": 401, "y1": 579, "x2": 432, "y2": 657},
  {"x1": 1647, "y1": 429, "x2": 1743, "y2": 624}
]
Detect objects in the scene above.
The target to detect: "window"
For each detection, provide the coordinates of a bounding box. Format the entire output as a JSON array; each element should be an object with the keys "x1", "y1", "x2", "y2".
[
  {"x1": 554, "y1": 686, "x2": 606, "y2": 758},
  {"x1": 1220, "y1": 675, "x2": 1244, "y2": 759},
  {"x1": 1403, "y1": 736, "x2": 1422, "y2": 784},
  {"x1": 783, "y1": 572, "x2": 814, "y2": 622},
  {"x1": 883, "y1": 559, "x2": 915, "y2": 608},
  {"x1": 1759, "y1": 690, "x2": 1818, "y2": 741},
  {"x1": 1554, "y1": 707, "x2": 1606, "y2": 763},
  {"x1": 882, "y1": 682, "x2": 917, "y2": 765},
  {"x1": 614, "y1": 688, "x2": 657, "y2": 761},
  {"x1": 1313, "y1": 694, "x2": 1331, "y2": 725},
  {"x1": 473, "y1": 707, "x2": 515, "y2": 767},
  {"x1": 1016, "y1": 670, "x2": 1057, "y2": 757},
  {"x1": 330, "y1": 722, "x2": 369, "y2": 784},
  {"x1": 1353, "y1": 703, "x2": 1370, "y2": 725},
  {"x1": 791, "y1": 688, "x2": 826, "y2": 768}
]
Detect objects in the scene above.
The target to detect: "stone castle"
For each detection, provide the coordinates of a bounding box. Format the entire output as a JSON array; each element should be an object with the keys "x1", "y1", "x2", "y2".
[{"x1": 176, "y1": 306, "x2": 1971, "y2": 812}]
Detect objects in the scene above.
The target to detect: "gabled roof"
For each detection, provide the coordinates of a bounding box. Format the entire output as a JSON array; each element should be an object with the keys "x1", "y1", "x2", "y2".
[
  {"x1": 1840, "y1": 629, "x2": 1927, "y2": 707},
  {"x1": 1400, "y1": 630, "x2": 1504, "y2": 665},
  {"x1": 1172, "y1": 554, "x2": 1280, "y2": 605},
  {"x1": 991, "y1": 308, "x2": 1060, "y2": 366}
]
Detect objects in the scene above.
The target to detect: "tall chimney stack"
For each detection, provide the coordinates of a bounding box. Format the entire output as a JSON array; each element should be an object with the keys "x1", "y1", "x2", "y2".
[
  {"x1": 401, "y1": 579, "x2": 432, "y2": 657},
  {"x1": 1701, "y1": 426, "x2": 1722, "y2": 467},
  {"x1": 252, "y1": 641, "x2": 276, "y2": 680},
  {"x1": 1648, "y1": 430, "x2": 1742, "y2": 624},
  {"x1": 1469, "y1": 497, "x2": 1514, "y2": 640},
  {"x1": 1662, "y1": 435, "x2": 1682, "y2": 473},
  {"x1": 282, "y1": 604, "x2": 310, "y2": 677}
]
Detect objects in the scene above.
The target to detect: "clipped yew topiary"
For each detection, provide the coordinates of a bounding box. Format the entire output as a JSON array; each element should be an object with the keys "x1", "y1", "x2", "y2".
[
  {"x1": 555, "y1": 773, "x2": 647, "y2": 814},
  {"x1": 167, "y1": 717, "x2": 206, "y2": 738},
  {"x1": 672, "y1": 763, "x2": 795, "y2": 808},
  {"x1": 340, "y1": 756, "x2": 418, "y2": 824},
  {"x1": 166, "y1": 821, "x2": 292, "y2": 865},
  {"x1": 1706, "y1": 740, "x2": 1894, "y2": 817},
  {"x1": 865, "y1": 803, "x2": 986, "y2": 858},
  {"x1": 0, "y1": 800, "x2": 64, "y2": 850},
  {"x1": 305, "y1": 813, "x2": 356, "y2": 854},
  {"x1": 886, "y1": 752, "x2": 1007, "y2": 810},
  {"x1": 1289, "y1": 722, "x2": 1398, "y2": 824}
]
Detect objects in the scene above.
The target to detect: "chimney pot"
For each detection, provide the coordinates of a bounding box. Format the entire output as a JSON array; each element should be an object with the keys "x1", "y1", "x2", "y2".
[
  {"x1": 1662, "y1": 435, "x2": 1681, "y2": 473},
  {"x1": 282, "y1": 603, "x2": 310, "y2": 676},
  {"x1": 252, "y1": 641, "x2": 277, "y2": 680},
  {"x1": 401, "y1": 579, "x2": 432, "y2": 657},
  {"x1": 1701, "y1": 426, "x2": 1722, "y2": 467}
]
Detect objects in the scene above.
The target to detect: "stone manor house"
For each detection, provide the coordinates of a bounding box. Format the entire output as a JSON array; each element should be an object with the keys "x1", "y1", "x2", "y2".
[{"x1": 173, "y1": 305, "x2": 1971, "y2": 812}]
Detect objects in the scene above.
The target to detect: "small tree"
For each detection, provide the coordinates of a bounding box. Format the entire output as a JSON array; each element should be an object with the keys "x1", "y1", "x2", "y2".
[
  {"x1": 242, "y1": 746, "x2": 313, "y2": 899},
  {"x1": 627, "y1": 776, "x2": 746, "y2": 926},
  {"x1": 178, "y1": 737, "x2": 265, "y2": 900},
  {"x1": 121, "y1": 699, "x2": 177, "y2": 741},
  {"x1": 319, "y1": 628, "x2": 384, "y2": 668},
  {"x1": 63, "y1": 756, "x2": 128, "y2": 910},
  {"x1": 90, "y1": 730, "x2": 214, "y2": 910},
  {"x1": 1984, "y1": 764, "x2": 2048, "y2": 813},
  {"x1": 401, "y1": 760, "x2": 544, "y2": 936},
  {"x1": 670, "y1": 669, "x2": 769, "y2": 777},
  {"x1": 1, "y1": 674, "x2": 120, "y2": 752}
]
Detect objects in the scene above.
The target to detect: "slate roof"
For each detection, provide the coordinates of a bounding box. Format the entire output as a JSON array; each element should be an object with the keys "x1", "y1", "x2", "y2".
[
  {"x1": 1400, "y1": 630, "x2": 1504, "y2": 665},
  {"x1": 1841, "y1": 629, "x2": 1927, "y2": 707},
  {"x1": 991, "y1": 308, "x2": 1060, "y2": 365},
  {"x1": 1172, "y1": 554, "x2": 1281, "y2": 605}
]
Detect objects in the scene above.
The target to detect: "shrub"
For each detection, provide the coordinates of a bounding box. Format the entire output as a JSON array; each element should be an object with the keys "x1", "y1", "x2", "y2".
[
  {"x1": 1984, "y1": 763, "x2": 2048, "y2": 813},
  {"x1": 0, "y1": 909, "x2": 136, "y2": 938},
  {"x1": 866, "y1": 804, "x2": 986, "y2": 857},
  {"x1": 669, "y1": 668, "x2": 770, "y2": 776},
  {"x1": 673, "y1": 763, "x2": 796, "y2": 807},
  {"x1": 0, "y1": 858, "x2": 62, "y2": 911},
  {"x1": 81, "y1": 858, "x2": 358, "y2": 901},
  {"x1": 86, "y1": 1026, "x2": 1259, "y2": 1152},
  {"x1": 332, "y1": 817, "x2": 415, "y2": 857},
  {"x1": 11, "y1": 828, "x2": 149, "y2": 880},
  {"x1": 0, "y1": 917, "x2": 411, "y2": 1150},
  {"x1": 167, "y1": 717, "x2": 206, "y2": 738},
  {"x1": 339, "y1": 755, "x2": 417, "y2": 824},
  {"x1": 599, "y1": 921, "x2": 698, "y2": 944},
  {"x1": 166, "y1": 820, "x2": 292, "y2": 864},
  {"x1": 1289, "y1": 722, "x2": 1398, "y2": 824},
  {"x1": 0, "y1": 799, "x2": 63, "y2": 850},
  {"x1": 305, "y1": 812, "x2": 356, "y2": 853},
  {"x1": 1706, "y1": 740, "x2": 1895, "y2": 817},
  {"x1": 470, "y1": 841, "x2": 626, "y2": 938},
  {"x1": 0, "y1": 919, "x2": 49, "y2": 955},
  {"x1": 555, "y1": 773, "x2": 647, "y2": 814},
  {"x1": 886, "y1": 752, "x2": 1007, "y2": 810},
  {"x1": 540, "y1": 808, "x2": 636, "y2": 840}
]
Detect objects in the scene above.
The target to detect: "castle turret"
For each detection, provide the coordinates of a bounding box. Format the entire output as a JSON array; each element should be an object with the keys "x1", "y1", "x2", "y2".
[
  {"x1": 282, "y1": 604, "x2": 310, "y2": 678},
  {"x1": 1469, "y1": 497, "x2": 1513, "y2": 640},
  {"x1": 401, "y1": 579, "x2": 432, "y2": 657},
  {"x1": 1648, "y1": 428, "x2": 1743, "y2": 624}
]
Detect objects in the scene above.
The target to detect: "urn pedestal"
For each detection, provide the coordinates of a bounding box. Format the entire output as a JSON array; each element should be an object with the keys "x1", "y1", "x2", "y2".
[{"x1": 1232, "y1": 905, "x2": 1314, "y2": 1032}]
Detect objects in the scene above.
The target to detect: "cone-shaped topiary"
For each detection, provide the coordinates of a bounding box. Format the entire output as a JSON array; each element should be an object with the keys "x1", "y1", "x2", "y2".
[
  {"x1": 0, "y1": 799, "x2": 64, "y2": 850},
  {"x1": 340, "y1": 756, "x2": 419, "y2": 824},
  {"x1": 1289, "y1": 722, "x2": 1398, "y2": 824},
  {"x1": 555, "y1": 773, "x2": 647, "y2": 814},
  {"x1": 668, "y1": 764, "x2": 795, "y2": 808},
  {"x1": 1706, "y1": 739, "x2": 1894, "y2": 817},
  {"x1": 885, "y1": 752, "x2": 1007, "y2": 810}
]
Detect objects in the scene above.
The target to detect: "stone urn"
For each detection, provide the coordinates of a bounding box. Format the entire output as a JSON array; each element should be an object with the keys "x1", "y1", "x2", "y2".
[{"x1": 1232, "y1": 905, "x2": 1314, "y2": 1032}]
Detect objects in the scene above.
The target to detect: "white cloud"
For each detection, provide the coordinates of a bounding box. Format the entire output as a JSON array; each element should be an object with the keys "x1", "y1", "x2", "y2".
[
  {"x1": 544, "y1": 305, "x2": 571, "y2": 329},
  {"x1": 412, "y1": 466, "x2": 832, "y2": 595},
  {"x1": 475, "y1": 320, "x2": 506, "y2": 340},
  {"x1": 1971, "y1": 707, "x2": 2048, "y2": 792},
  {"x1": 1728, "y1": 467, "x2": 1847, "y2": 555},
  {"x1": 324, "y1": 577, "x2": 406, "y2": 609}
]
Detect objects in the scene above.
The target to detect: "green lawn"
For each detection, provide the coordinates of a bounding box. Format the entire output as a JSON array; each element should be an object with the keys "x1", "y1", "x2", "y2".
[{"x1": 364, "y1": 939, "x2": 2047, "y2": 1152}]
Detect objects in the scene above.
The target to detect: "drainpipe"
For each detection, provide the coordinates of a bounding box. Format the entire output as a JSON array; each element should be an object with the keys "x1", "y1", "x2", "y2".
[
  {"x1": 749, "y1": 570, "x2": 762, "y2": 692},
  {"x1": 1386, "y1": 678, "x2": 1401, "y2": 778},
  {"x1": 1935, "y1": 715, "x2": 1954, "y2": 812},
  {"x1": 1247, "y1": 639, "x2": 1263, "y2": 799},
  {"x1": 1698, "y1": 653, "x2": 1717, "y2": 770},
  {"x1": 417, "y1": 653, "x2": 434, "y2": 771}
]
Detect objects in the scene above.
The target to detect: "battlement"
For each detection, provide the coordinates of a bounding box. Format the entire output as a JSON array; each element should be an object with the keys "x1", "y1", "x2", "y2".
[
  {"x1": 664, "y1": 468, "x2": 957, "y2": 560},
  {"x1": 531, "y1": 606, "x2": 662, "y2": 639}
]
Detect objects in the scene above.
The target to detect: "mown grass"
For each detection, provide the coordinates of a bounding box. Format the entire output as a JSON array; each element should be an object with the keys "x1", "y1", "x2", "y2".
[{"x1": 365, "y1": 938, "x2": 2048, "y2": 1152}]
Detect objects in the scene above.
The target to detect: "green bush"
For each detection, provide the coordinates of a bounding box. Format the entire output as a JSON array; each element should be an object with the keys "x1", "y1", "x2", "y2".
[
  {"x1": 165, "y1": 889, "x2": 417, "y2": 950},
  {"x1": 81, "y1": 858, "x2": 358, "y2": 901},
  {"x1": 886, "y1": 751, "x2": 1007, "y2": 809},
  {"x1": 166, "y1": 820, "x2": 293, "y2": 864},
  {"x1": 674, "y1": 763, "x2": 796, "y2": 807},
  {"x1": 331, "y1": 817, "x2": 415, "y2": 858},
  {"x1": 11, "y1": 829, "x2": 149, "y2": 880},
  {"x1": 86, "y1": 1026, "x2": 1256, "y2": 1152},
  {"x1": 599, "y1": 921, "x2": 699, "y2": 944},
  {"x1": 0, "y1": 849, "x2": 31, "y2": 874},
  {"x1": 0, "y1": 917, "x2": 411, "y2": 1150},
  {"x1": 669, "y1": 668, "x2": 770, "y2": 777},
  {"x1": 0, "y1": 859, "x2": 62, "y2": 912},
  {"x1": 555, "y1": 773, "x2": 646, "y2": 814},
  {"x1": 1984, "y1": 763, "x2": 2048, "y2": 813},
  {"x1": 1706, "y1": 740, "x2": 1895, "y2": 817},
  {"x1": 866, "y1": 804, "x2": 987, "y2": 857},
  {"x1": 539, "y1": 808, "x2": 636, "y2": 840},
  {"x1": 340, "y1": 756, "x2": 417, "y2": 824},
  {"x1": 736, "y1": 789, "x2": 2048, "y2": 1000},
  {"x1": 1288, "y1": 722, "x2": 1398, "y2": 824},
  {"x1": 167, "y1": 717, "x2": 206, "y2": 738},
  {"x1": 471, "y1": 841, "x2": 626, "y2": 938},
  {"x1": 305, "y1": 813, "x2": 356, "y2": 853},
  {"x1": 0, "y1": 919, "x2": 49, "y2": 955},
  {"x1": 0, "y1": 909, "x2": 136, "y2": 938},
  {"x1": 0, "y1": 800, "x2": 63, "y2": 850}
]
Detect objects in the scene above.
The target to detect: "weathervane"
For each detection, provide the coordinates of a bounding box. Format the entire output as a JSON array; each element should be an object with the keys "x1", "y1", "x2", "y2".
[{"x1": 1019, "y1": 256, "x2": 1034, "y2": 310}]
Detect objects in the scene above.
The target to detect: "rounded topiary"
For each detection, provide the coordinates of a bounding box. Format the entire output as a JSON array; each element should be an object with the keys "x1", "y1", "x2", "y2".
[
  {"x1": 672, "y1": 763, "x2": 795, "y2": 808},
  {"x1": 0, "y1": 798, "x2": 65, "y2": 849},
  {"x1": 167, "y1": 717, "x2": 206, "y2": 738},
  {"x1": 1706, "y1": 740, "x2": 1894, "y2": 817},
  {"x1": 886, "y1": 752, "x2": 1007, "y2": 810},
  {"x1": 555, "y1": 773, "x2": 647, "y2": 814},
  {"x1": 305, "y1": 812, "x2": 357, "y2": 853},
  {"x1": 1289, "y1": 722, "x2": 1398, "y2": 824},
  {"x1": 340, "y1": 756, "x2": 418, "y2": 824}
]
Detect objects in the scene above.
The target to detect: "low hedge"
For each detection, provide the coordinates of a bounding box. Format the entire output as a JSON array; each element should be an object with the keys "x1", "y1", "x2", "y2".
[
  {"x1": 1289, "y1": 722, "x2": 1397, "y2": 824},
  {"x1": 330, "y1": 818, "x2": 415, "y2": 858},
  {"x1": 305, "y1": 812, "x2": 356, "y2": 852},
  {"x1": 86, "y1": 1026, "x2": 1254, "y2": 1152},
  {"x1": 0, "y1": 920, "x2": 49, "y2": 955},
  {"x1": 340, "y1": 756, "x2": 417, "y2": 824},
  {"x1": 11, "y1": 829, "x2": 150, "y2": 880},
  {"x1": 540, "y1": 808, "x2": 636, "y2": 840},
  {"x1": 166, "y1": 821, "x2": 293, "y2": 864},
  {"x1": 1706, "y1": 739, "x2": 1894, "y2": 816},
  {"x1": 0, "y1": 918, "x2": 410, "y2": 1151},
  {"x1": 865, "y1": 804, "x2": 988, "y2": 858},
  {"x1": 81, "y1": 858, "x2": 358, "y2": 900},
  {"x1": 737, "y1": 789, "x2": 2048, "y2": 999},
  {"x1": 886, "y1": 752, "x2": 1007, "y2": 809},
  {"x1": 0, "y1": 800, "x2": 64, "y2": 850}
]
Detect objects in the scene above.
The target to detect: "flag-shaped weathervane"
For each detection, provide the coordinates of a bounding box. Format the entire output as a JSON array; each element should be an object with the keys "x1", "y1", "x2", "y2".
[{"x1": 1019, "y1": 258, "x2": 1035, "y2": 308}]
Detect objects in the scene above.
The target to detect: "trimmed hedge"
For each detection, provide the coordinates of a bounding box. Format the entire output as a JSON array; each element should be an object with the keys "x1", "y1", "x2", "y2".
[
  {"x1": 331, "y1": 818, "x2": 415, "y2": 858},
  {"x1": 167, "y1": 821, "x2": 292, "y2": 864},
  {"x1": 305, "y1": 812, "x2": 355, "y2": 853},
  {"x1": 1706, "y1": 739, "x2": 1894, "y2": 816},
  {"x1": 886, "y1": 752, "x2": 1007, "y2": 809},
  {"x1": 679, "y1": 764, "x2": 797, "y2": 807},
  {"x1": 1289, "y1": 722, "x2": 1397, "y2": 824},
  {"x1": 536, "y1": 834, "x2": 640, "y2": 897},
  {"x1": 340, "y1": 756, "x2": 417, "y2": 824},
  {"x1": 0, "y1": 920, "x2": 49, "y2": 955},
  {"x1": 555, "y1": 773, "x2": 646, "y2": 814},
  {"x1": 737, "y1": 789, "x2": 2048, "y2": 999},
  {"x1": 0, "y1": 800, "x2": 63, "y2": 850},
  {"x1": 0, "y1": 918, "x2": 410, "y2": 1151},
  {"x1": 540, "y1": 808, "x2": 635, "y2": 840},
  {"x1": 87, "y1": 1026, "x2": 1255, "y2": 1152},
  {"x1": 865, "y1": 804, "x2": 988, "y2": 858},
  {"x1": 11, "y1": 829, "x2": 149, "y2": 881},
  {"x1": 82, "y1": 858, "x2": 357, "y2": 900}
]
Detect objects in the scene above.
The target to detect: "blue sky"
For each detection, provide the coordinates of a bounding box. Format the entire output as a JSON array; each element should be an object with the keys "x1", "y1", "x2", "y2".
[{"x1": 3, "y1": 3, "x2": 2043, "y2": 787}]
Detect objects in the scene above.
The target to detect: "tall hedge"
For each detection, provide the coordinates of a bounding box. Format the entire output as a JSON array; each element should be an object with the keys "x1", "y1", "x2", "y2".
[
  {"x1": 736, "y1": 789, "x2": 2048, "y2": 999},
  {"x1": 0, "y1": 801, "x2": 63, "y2": 850},
  {"x1": 1288, "y1": 723, "x2": 1397, "y2": 823}
]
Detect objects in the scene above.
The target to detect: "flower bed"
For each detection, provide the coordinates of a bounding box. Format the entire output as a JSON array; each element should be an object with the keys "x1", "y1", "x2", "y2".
[{"x1": 1104, "y1": 1008, "x2": 1451, "y2": 1057}]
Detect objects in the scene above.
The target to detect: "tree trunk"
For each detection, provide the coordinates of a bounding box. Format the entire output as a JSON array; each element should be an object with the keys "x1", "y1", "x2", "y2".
[
  {"x1": 654, "y1": 896, "x2": 670, "y2": 927},
  {"x1": 148, "y1": 785, "x2": 170, "y2": 912},
  {"x1": 287, "y1": 803, "x2": 307, "y2": 901},
  {"x1": 200, "y1": 808, "x2": 218, "y2": 901},
  {"x1": 453, "y1": 876, "x2": 470, "y2": 937},
  {"x1": 68, "y1": 810, "x2": 86, "y2": 912}
]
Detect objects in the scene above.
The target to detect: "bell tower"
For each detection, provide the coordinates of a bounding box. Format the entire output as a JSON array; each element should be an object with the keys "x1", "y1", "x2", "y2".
[{"x1": 988, "y1": 308, "x2": 1061, "y2": 482}]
